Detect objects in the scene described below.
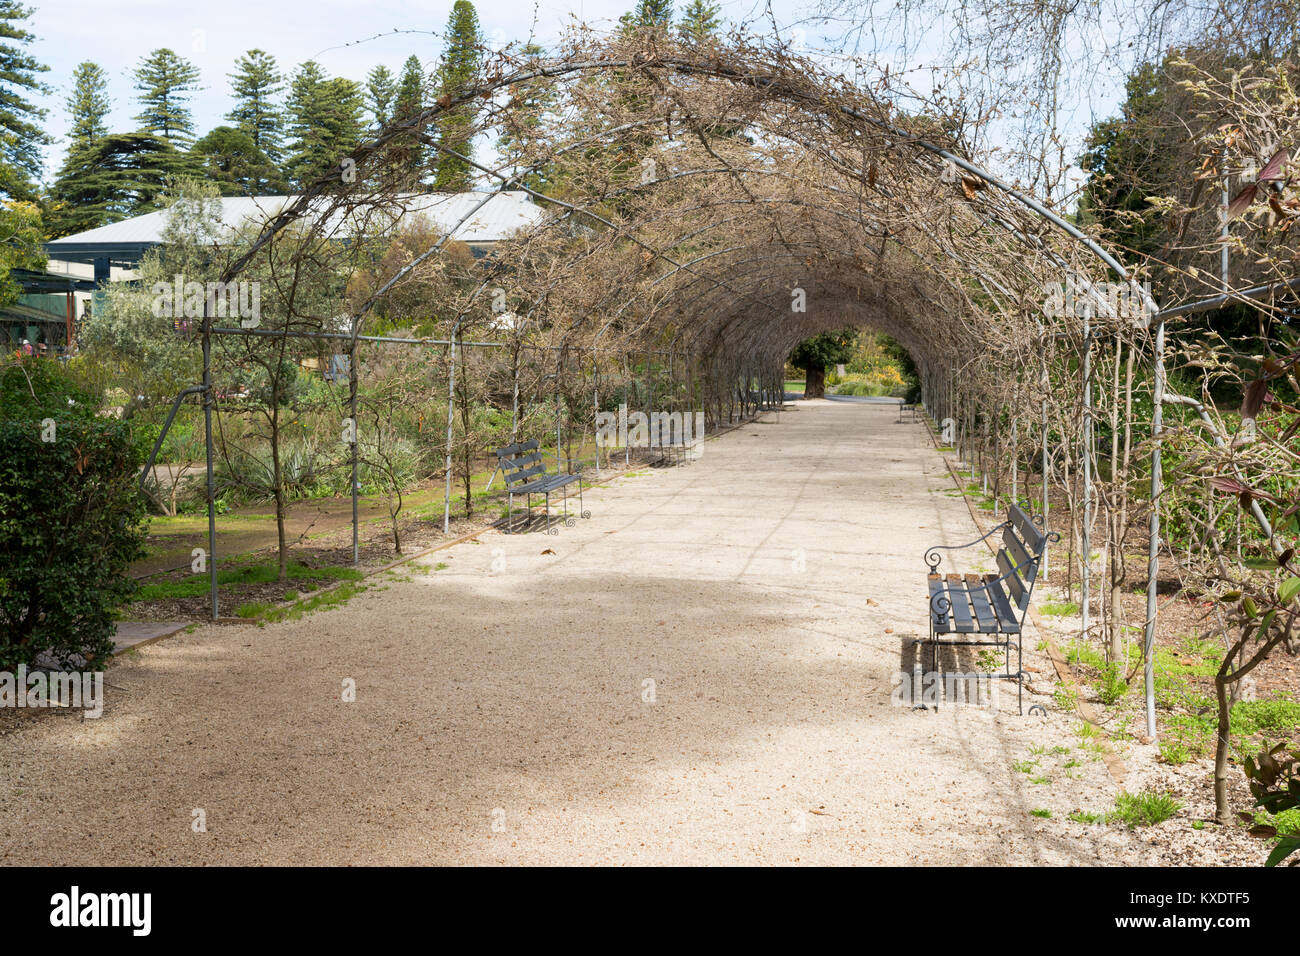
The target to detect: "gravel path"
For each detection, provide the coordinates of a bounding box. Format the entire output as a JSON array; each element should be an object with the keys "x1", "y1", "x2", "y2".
[{"x1": 2, "y1": 400, "x2": 1159, "y2": 865}]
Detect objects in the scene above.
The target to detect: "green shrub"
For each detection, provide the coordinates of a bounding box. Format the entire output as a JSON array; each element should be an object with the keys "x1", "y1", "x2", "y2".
[{"x1": 0, "y1": 360, "x2": 148, "y2": 670}]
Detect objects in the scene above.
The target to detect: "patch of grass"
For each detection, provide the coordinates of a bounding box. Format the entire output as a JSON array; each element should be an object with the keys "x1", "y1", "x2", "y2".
[
  {"x1": 1011, "y1": 759, "x2": 1038, "y2": 774},
  {"x1": 1029, "y1": 774, "x2": 1052, "y2": 785},
  {"x1": 135, "y1": 560, "x2": 363, "y2": 601},
  {"x1": 434, "y1": 562, "x2": 449, "y2": 571},
  {"x1": 1040, "y1": 600, "x2": 1081, "y2": 617},
  {"x1": 262, "y1": 581, "x2": 366, "y2": 624},
  {"x1": 1110, "y1": 789, "x2": 1182, "y2": 829},
  {"x1": 1068, "y1": 809, "x2": 1106, "y2": 825},
  {"x1": 236, "y1": 600, "x2": 274, "y2": 619},
  {"x1": 1031, "y1": 808, "x2": 1052, "y2": 818},
  {"x1": 1232, "y1": 699, "x2": 1300, "y2": 738}
]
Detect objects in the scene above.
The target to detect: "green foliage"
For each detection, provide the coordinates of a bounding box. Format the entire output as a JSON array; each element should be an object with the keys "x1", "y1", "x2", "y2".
[
  {"x1": 191, "y1": 126, "x2": 284, "y2": 195},
  {"x1": 432, "y1": 1, "x2": 482, "y2": 191},
  {"x1": 1068, "y1": 809, "x2": 1106, "y2": 825},
  {"x1": 365, "y1": 64, "x2": 397, "y2": 127},
  {"x1": 47, "y1": 132, "x2": 201, "y2": 236},
  {"x1": 133, "y1": 48, "x2": 201, "y2": 147},
  {"x1": 76, "y1": 177, "x2": 218, "y2": 407},
  {"x1": 1243, "y1": 744, "x2": 1300, "y2": 866},
  {"x1": 678, "y1": 0, "x2": 720, "y2": 39},
  {"x1": 65, "y1": 61, "x2": 110, "y2": 153},
  {"x1": 0, "y1": 359, "x2": 147, "y2": 670},
  {"x1": 1077, "y1": 61, "x2": 1170, "y2": 263},
  {"x1": 226, "y1": 49, "x2": 284, "y2": 163},
  {"x1": 0, "y1": 198, "x2": 46, "y2": 305},
  {"x1": 283, "y1": 61, "x2": 364, "y2": 188},
  {"x1": 788, "y1": 330, "x2": 856, "y2": 372},
  {"x1": 0, "y1": 1, "x2": 50, "y2": 201}
]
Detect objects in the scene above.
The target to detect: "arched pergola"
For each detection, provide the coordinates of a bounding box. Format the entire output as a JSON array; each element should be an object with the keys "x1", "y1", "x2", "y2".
[{"x1": 193, "y1": 28, "x2": 1213, "y2": 736}]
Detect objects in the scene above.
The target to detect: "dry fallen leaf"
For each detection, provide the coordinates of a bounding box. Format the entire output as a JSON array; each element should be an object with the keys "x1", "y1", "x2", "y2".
[{"x1": 541, "y1": 548, "x2": 556, "y2": 555}]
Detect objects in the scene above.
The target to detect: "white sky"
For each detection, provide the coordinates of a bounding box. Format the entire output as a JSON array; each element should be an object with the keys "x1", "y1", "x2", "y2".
[{"x1": 26, "y1": 0, "x2": 1127, "y2": 193}]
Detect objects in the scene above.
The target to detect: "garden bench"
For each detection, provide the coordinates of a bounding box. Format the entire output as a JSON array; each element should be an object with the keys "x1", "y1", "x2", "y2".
[
  {"x1": 494, "y1": 440, "x2": 589, "y2": 535},
  {"x1": 920, "y1": 503, "x2": 1058, "y2": 714}
]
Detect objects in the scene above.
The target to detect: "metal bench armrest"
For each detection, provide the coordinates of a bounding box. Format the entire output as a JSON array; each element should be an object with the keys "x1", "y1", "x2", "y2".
[{"x1": 924, "y1": 520, "x2": 1010, "y2": 573}]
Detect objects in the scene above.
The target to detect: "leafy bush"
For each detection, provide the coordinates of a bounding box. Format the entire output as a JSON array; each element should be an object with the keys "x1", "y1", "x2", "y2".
[
  {"x1": 0, "y1": 360, "x2": 148, "y2": 670},
  {"x1": 1243, "y1": 744, "x2": 1300, "y2": 866}
]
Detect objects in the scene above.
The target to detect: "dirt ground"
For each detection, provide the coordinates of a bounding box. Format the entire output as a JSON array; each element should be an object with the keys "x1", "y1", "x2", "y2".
[{"x1": 0, "y1": 400, "x2": 1274, "y2": 865}]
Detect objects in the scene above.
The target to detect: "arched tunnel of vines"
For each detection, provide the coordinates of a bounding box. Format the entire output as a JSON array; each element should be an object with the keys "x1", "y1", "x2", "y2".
[{"x1": 2, "y1": 2, "x2": 1299, "y2": 883}]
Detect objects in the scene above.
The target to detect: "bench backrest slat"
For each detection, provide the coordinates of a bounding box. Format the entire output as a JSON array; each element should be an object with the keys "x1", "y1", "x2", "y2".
[
  {"x1": 1002, "y1": 525, "x2": 1034, "y2": 579},
  {"x1": 996, "y1": 548, "x2": 1031, "y2": 609},
  {"x1": 1010, "y1": 503, "x2": 1046, "y2": 555},
  {"x1": 496, "y1": 440, "x2": 553, "y2": 488}
]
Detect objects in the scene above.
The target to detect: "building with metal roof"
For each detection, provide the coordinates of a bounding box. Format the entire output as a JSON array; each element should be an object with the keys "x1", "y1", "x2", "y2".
[{"x1": 42, "y1": 190, "x2": 545, "y2": 286}]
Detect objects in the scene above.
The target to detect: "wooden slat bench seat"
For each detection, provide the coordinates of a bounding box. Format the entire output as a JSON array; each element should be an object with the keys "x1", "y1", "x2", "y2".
[
  {"x1": 919, "y1": 503, "x2": 1058, "y2": 714},
  {"x1": 494, "y1": 440, "x2": 589, "y2": 535}
]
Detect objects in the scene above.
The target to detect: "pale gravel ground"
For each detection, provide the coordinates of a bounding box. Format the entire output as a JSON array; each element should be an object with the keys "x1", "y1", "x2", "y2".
[{"x1": 0, "y1": 400, "x2": 1205, "y2": 865}]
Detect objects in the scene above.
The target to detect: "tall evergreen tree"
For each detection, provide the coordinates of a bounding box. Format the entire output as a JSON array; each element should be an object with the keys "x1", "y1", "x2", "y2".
[
  {"x1": 226, "y1": 49, "x2": 284, "y2": 162},
  {"x1": 395, "y1": 55, "x2": 423, "y2": 116},
  {"x1": 678, "y1": 0, "x2": 720, "y2": 39},
  {"x1": 391, "y1": 55, "x2": 426, "y2": 187},
  {"x1": 133, "y1": 48, "x2": 201, "y2": 147},
  {"x1": 283, "y1": 61, "x2": 364, "y2": 189},
  {"x1": 432, "y1": 0, "x2": 482, "y2": 191},
  {"x1": 65, "y1": 61, "x2": 111, "y2": 152},
  {"x1": 365, "y1": 64, "x2": 397, "y2": 127},
  {"x1": 0, "y1": 1, "x2": 50, "y2": 201}
]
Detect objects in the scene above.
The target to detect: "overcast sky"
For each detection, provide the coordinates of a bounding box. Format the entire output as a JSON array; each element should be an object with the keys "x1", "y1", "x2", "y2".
[{"x1": 25, "y1": 0, "x2": 1126, "y2": 189}]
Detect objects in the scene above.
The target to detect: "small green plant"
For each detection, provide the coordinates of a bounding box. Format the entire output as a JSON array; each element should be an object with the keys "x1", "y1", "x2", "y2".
[
  {"x1": 236, "y1": 601, "x2": 274, "y2": 619},
  {"x1": 1031, "y1": 808, "x2": 1052, "y2": 818},
  {"x1": 1053, "y1": 683, "x2": 1079, "y2": 711},
  {"x1": 1040, "y1": 600, "x2": 1081, "y2": 617},
  {"x1": 1012, "y1": 759, "x2": 1038, "y2": 774},
  {"x1": 1192, "y1": 820, "x2": 1205, "y2": 831},
  {"x1": 1068, "y1": 809, "x2": 1105, "y2": 825},
  {"x1": 1030, "y1": 774, "x2": 1052, "y2": 785},
  {"x1": 1096, "y1": 662, "x2": 1129, "y2": 705},
  {"x1": 1110, "y1": 789, "x2": 1182, "y2": 829}
]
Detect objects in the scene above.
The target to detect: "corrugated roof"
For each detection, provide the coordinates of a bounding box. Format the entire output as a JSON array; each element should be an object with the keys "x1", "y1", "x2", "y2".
[{"x1": 47, "y1": 191, "x2": 544, "y2": 249}]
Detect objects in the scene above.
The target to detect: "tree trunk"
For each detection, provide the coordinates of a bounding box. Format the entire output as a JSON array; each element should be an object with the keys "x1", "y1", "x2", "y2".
[
  {"x1": 804, "y1": 364, "x2": 826, "y2": 399},
  {"x1": 1214, "y1": 670, "x2": 1233, "y2": 824}
]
